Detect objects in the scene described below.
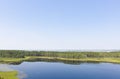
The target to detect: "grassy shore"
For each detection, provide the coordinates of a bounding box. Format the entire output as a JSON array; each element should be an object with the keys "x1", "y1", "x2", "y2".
[
  {"x1": 28, "y1": 56, "x2": 120, "y2": 63},
  {"x1": 1, "y1": 56, "x2": 120, "y2": 64},
  {"x1": 0, "y1": 71, "x2": 18, "y2": 79},
  {"x1": 0, "y1": 57, "x2": 120, "y2": 79}
]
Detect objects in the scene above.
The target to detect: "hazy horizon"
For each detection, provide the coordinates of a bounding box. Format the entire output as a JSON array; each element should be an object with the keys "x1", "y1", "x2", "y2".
[{"x1": 0, "y1": 0, "x2": 120, "y2": 50}]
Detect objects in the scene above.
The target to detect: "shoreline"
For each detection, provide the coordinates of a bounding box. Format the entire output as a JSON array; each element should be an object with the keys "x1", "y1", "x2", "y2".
[
  {"x1": 0, "y1": 56, "x2": 120, "y2": 79},
  {"x1": 0, "y1": 56, "x2": 120, "y2": 64}
]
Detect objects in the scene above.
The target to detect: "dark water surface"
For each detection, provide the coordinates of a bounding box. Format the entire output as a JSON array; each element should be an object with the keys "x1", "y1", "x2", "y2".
[{"x1": 11, "y1": 62, "x2": 120, "y2": 79}]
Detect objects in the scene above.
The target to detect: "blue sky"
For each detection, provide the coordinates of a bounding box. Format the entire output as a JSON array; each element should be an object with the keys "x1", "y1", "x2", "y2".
[{"x1": 0, "y1": 0, "x2": 120, "y2": 50}]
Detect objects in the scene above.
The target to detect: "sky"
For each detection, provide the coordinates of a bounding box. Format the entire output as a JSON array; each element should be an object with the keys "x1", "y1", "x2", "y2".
[{"x1": 0, "y1": 0, "x2": 120, "y2": 50}]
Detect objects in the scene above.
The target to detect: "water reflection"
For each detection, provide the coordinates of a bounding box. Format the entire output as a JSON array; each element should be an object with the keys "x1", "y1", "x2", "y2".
[
  {"x1": 17, "y1": 71, "x2": 27, "y2": 79},
  {"x1": 0, "y1": 64, "x2": 14, "y2": 71},
  {"x1": 9, "y1": 58, "x2": 101, "y2": 65},
  {"x1": 1, "y1": 59, "x2": 120, "y2": 79},
  {"x1": 11, "y1": 62, "x2": 120, "y2": 79}
]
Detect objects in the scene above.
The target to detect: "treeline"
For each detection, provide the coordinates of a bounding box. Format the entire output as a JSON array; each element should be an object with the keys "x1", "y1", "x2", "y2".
[{"x1": 0, "y1": 50, "x2": 120, "y2": 58}]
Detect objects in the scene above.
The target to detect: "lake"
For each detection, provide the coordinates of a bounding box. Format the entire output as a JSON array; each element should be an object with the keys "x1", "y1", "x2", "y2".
[{"x1": 5, "y1": 61, "x2": 120, "y2": 79}]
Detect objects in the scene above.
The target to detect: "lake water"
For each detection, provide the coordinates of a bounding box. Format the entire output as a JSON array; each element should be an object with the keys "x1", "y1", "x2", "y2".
[{"x1": 8, "y1": 61, "x2": 120, "y2": 79}]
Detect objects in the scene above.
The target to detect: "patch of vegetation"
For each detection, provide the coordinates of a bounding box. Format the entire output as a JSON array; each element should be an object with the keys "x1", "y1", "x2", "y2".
[{"x1": 0, "y1": 71, "x2": 18, "y2": 79}]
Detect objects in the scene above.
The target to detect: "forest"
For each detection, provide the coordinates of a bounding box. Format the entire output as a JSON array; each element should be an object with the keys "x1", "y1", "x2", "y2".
[{"x1": 0, "y1": 50, "x2": 120, "y2": 59}]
